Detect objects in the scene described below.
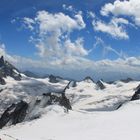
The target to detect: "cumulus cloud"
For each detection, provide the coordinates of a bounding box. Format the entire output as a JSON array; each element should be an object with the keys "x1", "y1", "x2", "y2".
[
  {"x1": 64, "y1": 38, "x2": 89, "y2": 56},
  {"x1": 23, "y1": 17, "x2": 35, "y2": 30},
  {"x1": 23, "y1": 10, "x2": 87, "y2": 60},
  {"x1": 34, "y1": 10, "x2": 85, "y2": 35},
  {"x1": 101, "y1": 0, "x2": 140, "y2": 26},
  {"x1": 93, "y1": 17, "x2": 129, "y2": 39}
]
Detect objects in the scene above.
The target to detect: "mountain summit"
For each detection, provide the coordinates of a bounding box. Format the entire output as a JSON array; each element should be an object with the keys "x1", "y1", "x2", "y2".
[{"x1": 0, "y1": 56, "x2": 22, "y2": 84}]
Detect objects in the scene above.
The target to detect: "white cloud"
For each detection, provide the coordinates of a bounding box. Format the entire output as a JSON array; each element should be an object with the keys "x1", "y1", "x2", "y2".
[
  {"x1": 62, "y1": 4, "x2": 74, "y2": 12},
  {"x1": 23, "y1": 10, "x2": 87, "y2": 60},
  {"x1": 64, "y1": 38, "x2": 88, "y2": 56},
  {"x1": 101, "y1": 0, "x2": 140, "y2": 26},
  {"x1": 23, "y1": 17, "x2": 35, "y2": 30},
  {"x1": 0, "y1": 43, "x2": 140, "y2": 81},
  {"x1": 93, "y1": 17, "x2": 129, "y2": 39},
  {"x1": 34, "y1": 10, "x2": 85, "y2": 35}
]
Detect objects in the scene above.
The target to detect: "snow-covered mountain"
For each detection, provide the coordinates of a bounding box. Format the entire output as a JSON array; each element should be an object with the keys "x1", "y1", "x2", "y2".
[
  {"x1": 0, "y1": 56, "x2": 140, "y2": 140},
  {"x1": 0, "y1": 56, "x2": 21, "y2": 85}
]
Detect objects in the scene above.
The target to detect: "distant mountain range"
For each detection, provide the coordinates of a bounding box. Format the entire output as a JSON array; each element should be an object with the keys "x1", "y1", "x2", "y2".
[{"x1": 0, "y1": 55, "x2": 140, "y2": 133}]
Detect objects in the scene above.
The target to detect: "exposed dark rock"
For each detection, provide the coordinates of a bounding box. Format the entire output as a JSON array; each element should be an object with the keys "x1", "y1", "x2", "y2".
[
  {"x1": 120, "y1": 78, "x2": 133, "y2": 83},
  {"x1": 49, "y1": 75, "x2": 59, "y2": 83},
  {"x1": 116, "y1": 103, "x2": 123, "y2": 110},
  {"x1": 0, "y1": 100, "x2": 28, "y2": 129},
  {"x1": 0, "y1": 77, "x2": 6, "y2": 85},
  {"x1": 42, "y1": 92, "x2": 72, "y2": 110},
  {"x1": 116, "y1": 85, "x2": 140, "y2": 109},
  {"x1": 60, "y1": 94, "x2": 72, "y2": 110},
  {"x1": 68, "y1": 81, "x2": 77, "y2": 88},
  {"x1": 0, "y1": 88, "x2": 4, "y2": 92},
  {"x1": 135, "y1": 84, "x2": 140, "y2": 91},
  {"x1": 96, "y1": 80, "x2": 106, "y2": 90},
  {"x1": 84, "y1": 76, "x2": 94, "y2": 83},
  {"x1": 131, "y1": 86, "x2": 140, "y2": 101},
  {"x1": 107, "y1": 81, "x2": 114, "y2": 84},
  {"x1": 0, "y1": 56, "x2": 22, "y2": 82},
  {"x1": 0, "y1": 56, "x2": 5, "y2": 67},
  {"x1": 23, "y1": 71, "x2": 40, "y2": 78}
]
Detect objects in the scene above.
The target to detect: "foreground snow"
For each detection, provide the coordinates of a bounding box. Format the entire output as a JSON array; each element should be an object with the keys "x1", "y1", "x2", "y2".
[
  {"x1": 1, "y1": 100, "x2": 140, "y2": 140},
  {"x1": 0, "y1": 77, "x2": 140, "y2": 140}
]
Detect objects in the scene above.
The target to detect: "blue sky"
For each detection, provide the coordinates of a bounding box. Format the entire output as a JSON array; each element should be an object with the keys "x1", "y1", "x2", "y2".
[{"x1": 0, "y1": 0, "x2": 140, "y2": 81}]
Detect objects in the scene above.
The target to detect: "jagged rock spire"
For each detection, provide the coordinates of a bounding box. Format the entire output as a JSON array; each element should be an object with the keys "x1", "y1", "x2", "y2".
[
  {"x1": 96, "y1": 80, "x2": 106, "y2": 90},
  {"x1": 0, "y1": 56, "x2": 5, "y2": 67},
  {"x1": 131, "y1": 86, "x2": 140, "y2": 101},
  {"x1": 84, "y1": 76, "x2": 94, "y2": 83}
]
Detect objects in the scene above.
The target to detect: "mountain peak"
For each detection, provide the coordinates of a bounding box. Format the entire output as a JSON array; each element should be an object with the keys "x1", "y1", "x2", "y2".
[
  {"x1": 96, "y1": 80, "x2": 106, "y2": 90},
  {"x1": 84, "y1": 76, "x2": 94, "y2": 83},
  {"x1": 0, "y1": 56, "x2": 22, "y2": 84},
  {"x1": 0, "y1": 56, "x2": 5, "y2": 67}
]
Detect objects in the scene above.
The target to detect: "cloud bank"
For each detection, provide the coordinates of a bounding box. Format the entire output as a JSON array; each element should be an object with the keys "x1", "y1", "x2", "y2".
[{"x1": 0, "y1": 43, "x2": 140, "y2": 81}]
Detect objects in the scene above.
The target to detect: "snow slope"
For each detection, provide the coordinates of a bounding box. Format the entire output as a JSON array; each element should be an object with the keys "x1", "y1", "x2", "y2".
[
  {"x1": 0, "y1": 77, "x2": 140, "y2": 140},
  {"x1": 66, "y1": 80, "x2": 140, "y2": 111},
  {"x1": 1, "y1": 100, "x2": 140, "y2": 140},
  {"x1": 0, "y1": 76, "x2": 69, "y2": 116}
]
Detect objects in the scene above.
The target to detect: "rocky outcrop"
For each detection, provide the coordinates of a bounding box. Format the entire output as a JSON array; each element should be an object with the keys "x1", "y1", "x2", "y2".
[
  {"x1": 131, "y1": 86, "x2": 140, "y2": 101},
  {"x1": 23, "y1": 71, "x2": 40, "y2": 78},
  {"x1": 49, "y1": 75, "x2": 61, "y2": 83},
  {"x1": 117, "y1": 85, "x2": 140, "y2": 110},
  {"x1": 66, "y1": 81, "x2": 77, "y2": 89},
  {"x1": 0, "y1": 77, "x2": 6, "y2": 85},
  {"x1": 0, "y1": 56, "x2": 22, "y2": 83},
  {"x1": 84, "y1": 76, "x2": 94, "y2": 83},
  {"x1": 0, "y1": 92, "x2": 72, "y2": 129},
  {"x1": 96, "y1": 80, "x2": 106, "y2": 90},
  {"x1": 69, "y1": 81, "x2": 77, "y2": 88},
  {"x1": 0, "y1": 100, "x2": 28, "y2": 129},
  {"x1": 42, "y1": 92, "x2": 72, "y2": 110},
  {"x1": 120, "y1": 78, "x2": 133, "y2": 83},
  {"x1": 135, "y1": 84, "x2": 140, "y2": 91},
  {"x1": 0, "y1": 56, "x2": 5, "y2": 67}
]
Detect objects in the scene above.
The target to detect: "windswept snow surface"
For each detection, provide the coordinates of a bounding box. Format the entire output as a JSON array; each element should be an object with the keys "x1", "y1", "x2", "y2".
[
  {"x1": 1, "y1": 101, "x2": 140, "y2": 140},
  {"x1": 0, "y1": 76, "x2": 68, "y2": 115},
  {"x1": 0, "y1": 78, "x2": 140, "y2": 140}
]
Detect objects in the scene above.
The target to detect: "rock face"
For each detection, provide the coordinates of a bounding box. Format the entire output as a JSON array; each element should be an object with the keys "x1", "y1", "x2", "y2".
[
  {"x1": 0, "y1": 56, "x2": 5, "y2": 67},
  {"x1": 96, "y1": 80, "x2": 106, "y2": 90},
  {"x1": 120, "y1": 78, "x2": 133, "y2": 83},
  {"x1": 23, "y1": 71, "x2": 39, "y2": 78},
  {"x1": 49, "y1": 75, "x2": 60, "y2": 83},
  {"x1": 0, "y1": 100, "x2": 28, "y2": 129},
  {"x1": 0, "y1": 56, "x2": 22, "y2": 83},
  {"x1": 84, "y1": 76, "x2": 94, "y2": 83},
  {"x1": 67, "y1": 81, "x2": 77, "y2": 88},
  {"x1": 42, "y1": 93, "x2": 72, "y2": 110},
  {"x1": 117, "y1": 86, "x2": 140, "y2": 110},
  {"x1": 135, "y1": 84, "x2": 140, "y2": 91},
  {"x1": 0, "y1": 77, "x2": 6, "y2": 85},
  {"x1": 0, "y1": 92, "x2": 72, "y2": 129},
  {"x1": 131, "y1": 86, "x2": 140, "y2": 101}
]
